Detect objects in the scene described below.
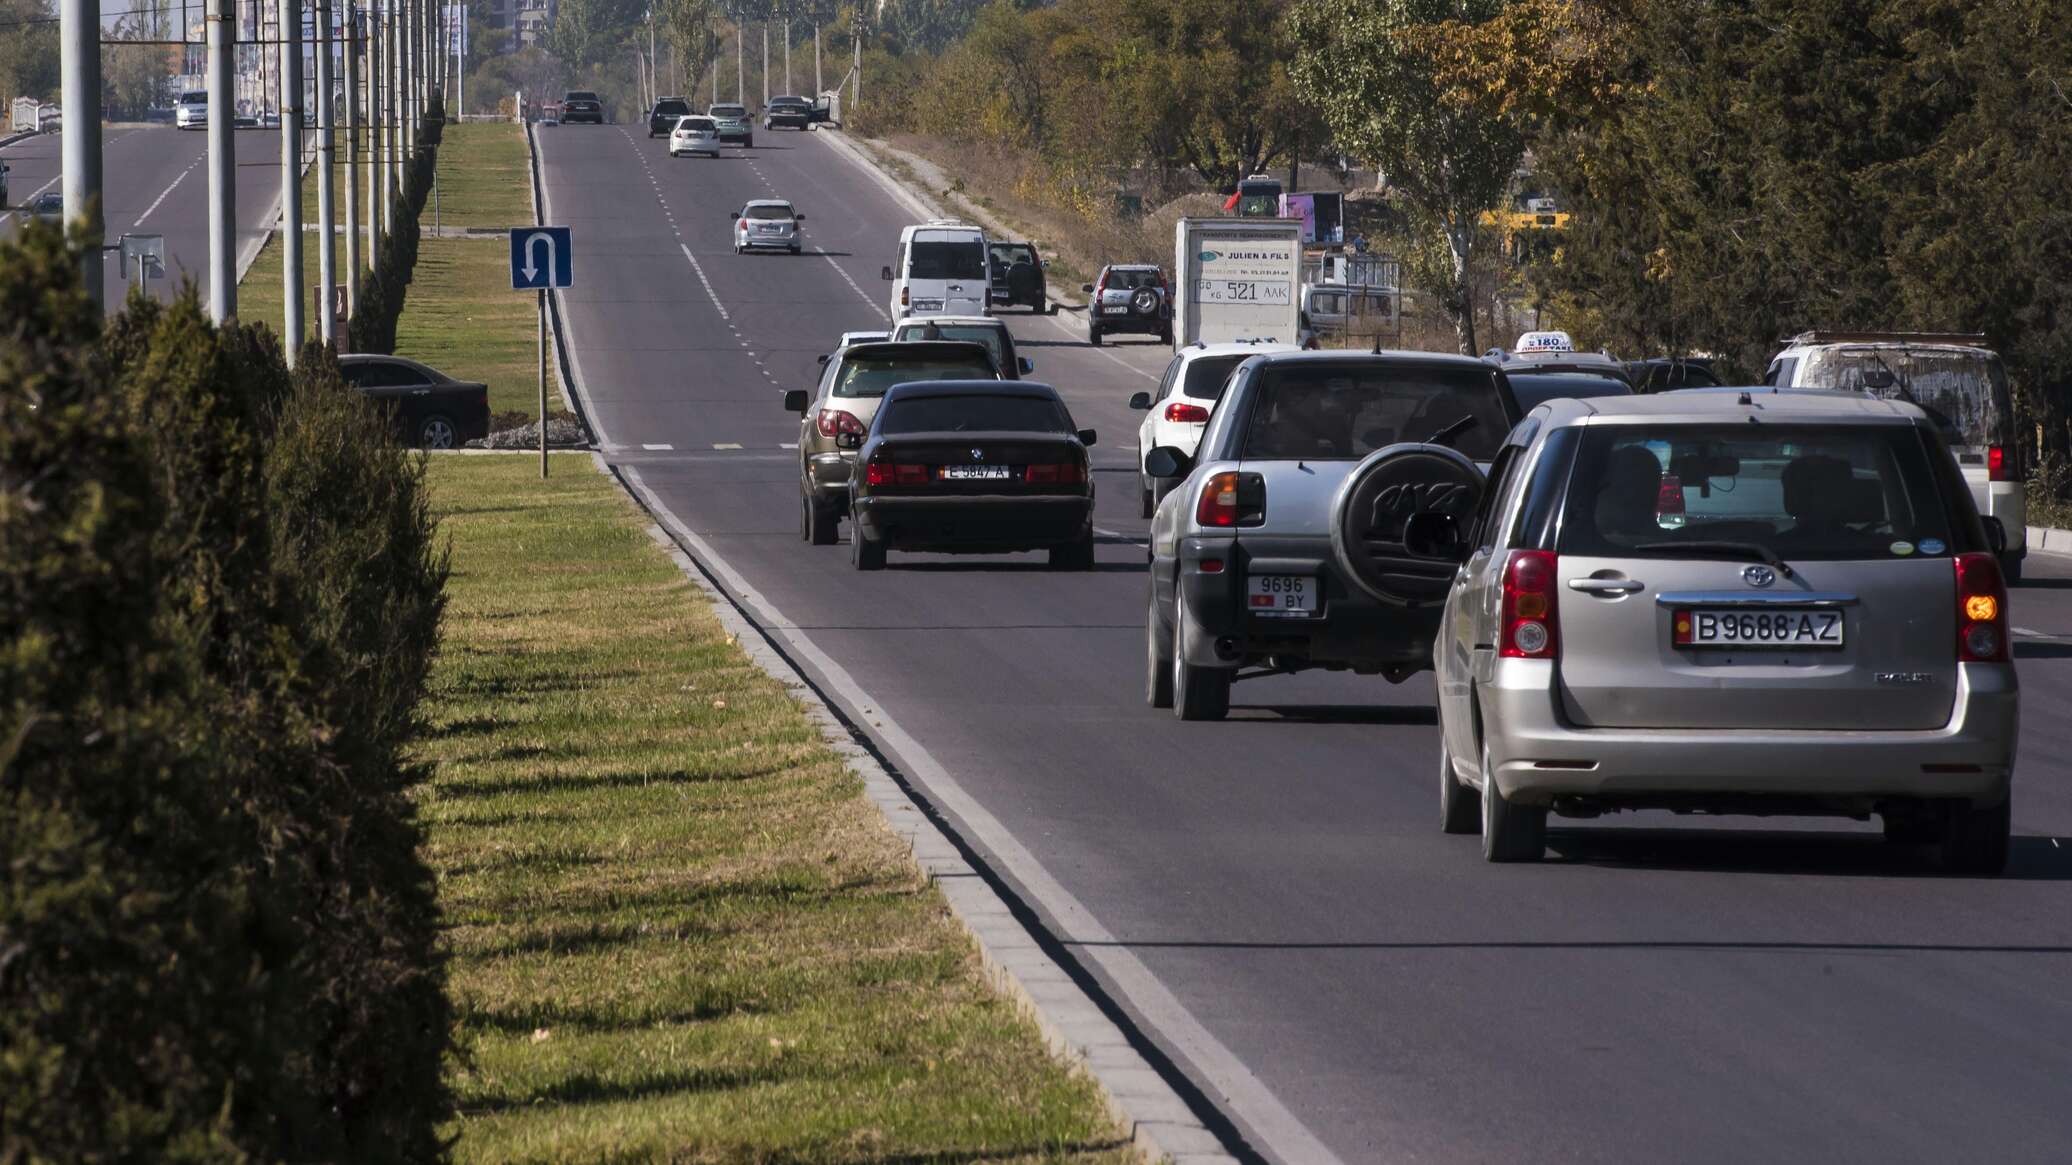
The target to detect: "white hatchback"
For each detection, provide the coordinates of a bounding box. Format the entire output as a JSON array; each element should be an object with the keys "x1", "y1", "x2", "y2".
[
  {"x1": 1127, "y1": 340, "x2": 1293, "y2": 517},
  {"x1": 669, "y1": 115, "x2": 720, "y2": 157}
]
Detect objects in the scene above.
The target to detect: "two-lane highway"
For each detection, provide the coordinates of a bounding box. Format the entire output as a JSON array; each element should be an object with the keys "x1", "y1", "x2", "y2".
[{"x1": 538, "y1": 120, "x2": 2072, "y2": 1163}]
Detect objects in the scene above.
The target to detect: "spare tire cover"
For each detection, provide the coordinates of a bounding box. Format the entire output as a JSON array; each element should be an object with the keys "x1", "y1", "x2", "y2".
[
  {"x1": 1329, "y1": 443, "x2": 1486, "y2": 607},
  {"x1": 1130, "y1": 287, "x2": 1160, "y2": 315},
  {"x1": 1007, "y1": 260, "x2": 1041, "y2": 299}
]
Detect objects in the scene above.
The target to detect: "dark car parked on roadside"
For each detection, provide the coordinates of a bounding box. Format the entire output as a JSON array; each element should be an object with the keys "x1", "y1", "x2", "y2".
[
  {"x1": 763, "y1": 95, "x2": 813, "y2": 130},
  {"x1": 337, "y1": 354, "x2": 490, "y2": 449},
  {"x1": 647, "y1": 96, "x2": 691, "y2": 136},
  {"x1": 841, "y1": 379, "x2": 1098, "y2": 571},
  {"x1": 988, "y1": 241, "x2": 1050, "y2": 313},
  {"x1": 561, "y1": 90, "x2": 606, "y2": 124}
]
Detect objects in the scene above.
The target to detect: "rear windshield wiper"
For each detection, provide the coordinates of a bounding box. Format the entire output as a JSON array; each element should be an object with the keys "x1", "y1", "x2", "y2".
[
  {"x1": 1631, "y1": 539, "x2": 1795, "y2": 579},
  {"x1": 1423, "y1": 415, "x2": 1477, "y2": 448}
]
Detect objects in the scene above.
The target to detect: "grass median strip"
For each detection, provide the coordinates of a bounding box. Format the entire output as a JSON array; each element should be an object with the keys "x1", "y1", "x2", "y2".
[{"x1": 418, "y1": 454, "x2": 1133, "y2": 1162}]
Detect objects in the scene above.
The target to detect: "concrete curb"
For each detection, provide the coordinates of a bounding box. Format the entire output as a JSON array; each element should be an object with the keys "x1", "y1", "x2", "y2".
[{"x1": 2026, "y1": 525, "x2": 2072, "y2": 557}]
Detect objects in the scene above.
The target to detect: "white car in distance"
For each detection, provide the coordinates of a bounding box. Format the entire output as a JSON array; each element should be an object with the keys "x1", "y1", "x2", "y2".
[
  {"x1": 175, "y1": 91, "x2": 207, "y2": 130},
  {"x1": 669, "y1": 115, "x2": 721, "y2": 158},
  {"x1": 1128, "y1": 340, "x2": 1293, "y2": 517}
]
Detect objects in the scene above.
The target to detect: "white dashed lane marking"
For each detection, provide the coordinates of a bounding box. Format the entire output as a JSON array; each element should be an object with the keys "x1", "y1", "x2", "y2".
[
  {"x1": 712, "y1": 442, "x2": 743, "y2": 450},
  {"x1": 642, "y1": 443, "x2": 674, "y2": 451}
]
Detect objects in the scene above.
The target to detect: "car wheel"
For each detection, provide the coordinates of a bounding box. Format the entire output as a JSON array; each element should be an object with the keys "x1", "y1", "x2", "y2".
[
  {"x1": 418, "y1": 414, "x2": 458, "y2": 450},
  {"x1": 1160, "y1": 324, "x2": 1174, "y2": 345},
  {"x1": 1440, "y1": 737, "x2": 1478, "y2": 835},
  {"x1": 1937, "y1": 795, "x2": 2010, "y2": 875},
  {"x1": 807, "y1": 497, "x2": 839, "y2": 546},
  {"x1": 1048, "y1": 530, "x2": 1095, "y2": 570},
  {"x1": 1172, "y1": 612, "x2": 1230, "y2": 721},
  {"x1": 1146, "y1": 585, "x2": 1175, "y2": 709},
  {"x1": 851, "y1": 527, "x2": 886, "y2": 571},
  {"x1": 1088, "y1": 326, "x2": 1103, "y2": 347},
  {"x1": 1140, "y1": 478, "x2": 1155, "y2": 520},
  {"x1": 1479, "y1": 742, "x2": 1546, "y2": 862},
  {"x1": 790, "y1": 244, "x2": 802, "y2": 255},
  {"x1": 799, "y1": 494, "x2": 811, "y2": 541},
  {"x1": 744, "y1": 136, "x2": 754, "y2": 148},
  {"x1": 2000, "y1": 552, "x2": 2023, "y2": 587}
]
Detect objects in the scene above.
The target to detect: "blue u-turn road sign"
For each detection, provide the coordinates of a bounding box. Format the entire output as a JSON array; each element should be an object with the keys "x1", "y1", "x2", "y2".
[{"x1": 510, "y1": 226, "x2": 573, "y2": 290}]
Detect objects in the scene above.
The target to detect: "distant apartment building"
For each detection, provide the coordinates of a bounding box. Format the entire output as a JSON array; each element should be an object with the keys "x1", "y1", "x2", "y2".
[{"x1": 482, "y1": 0, "x2": 553, "y2": 46}]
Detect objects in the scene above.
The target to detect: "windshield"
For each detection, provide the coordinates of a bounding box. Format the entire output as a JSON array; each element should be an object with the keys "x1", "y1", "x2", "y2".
[
  {"x1": 908, "y1": 240, "x2": 987, "y2": 280},
  {"x1": 1795, "y1": 346, "x2": 2010, "y2": 450},
  {"x1": 654, "y1": 100, "x2": 688, "y2": 115},
  {"x1": 1181, "y1": 355, "x2": 1253, "y2": 401},
  {"x1": 180, "y1": 92, "x2": 206, "y2": 103},
  {"x1": 1558, "y1": 424, "x2": 1957, "y2": 561},
  {"x1": 894, "y1": 325, "x2": 1006, "y2": 372},
  {"x1": 744, "y1": 204, "x2": 794, "y2": 220},
  {"x1": 1240, "y1": 363, "x2": 1512, "y2": 461},
  {"x1": 710, "y1": 104, "x2": 745, "y2": 117},
  {"x1": 834, "y1": 356, "x2": 995, "y2": 399},
  {"x1": 1507, "y1": 372, "x2": 1633, "y2": 412},
  {"x1": 878, "y1": 395, "x2": 1070, "y2": 435}
]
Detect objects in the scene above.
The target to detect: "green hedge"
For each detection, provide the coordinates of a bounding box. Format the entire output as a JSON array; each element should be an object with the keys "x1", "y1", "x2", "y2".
[
  {"x1": 352, "y1": 106, "x2": 445, "y2": 356},
  {"x1": 0, "y1": 222, "x2": 451, "y2": 1162}
]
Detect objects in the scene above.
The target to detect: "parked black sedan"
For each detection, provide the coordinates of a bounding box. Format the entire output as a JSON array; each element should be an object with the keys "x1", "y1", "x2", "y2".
[
  {"x1": 841, "y1": 380, "x2": 1097, "y2": 571},
  {"x1": 337, "y1": 354, "x2": 490, "y2": 449}
]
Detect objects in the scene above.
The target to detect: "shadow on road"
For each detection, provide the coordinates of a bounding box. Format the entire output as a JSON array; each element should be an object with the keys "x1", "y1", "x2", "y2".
[
  {"x1": 1547, "y1": 827, "x2": 2072, "y2": 881},
  {"x1": 1230, "y1": 703, "x2": 1438, "y2": 726},
  {"x1": 2015, "y1": 639, "x2": 2072, "y2": 660}
]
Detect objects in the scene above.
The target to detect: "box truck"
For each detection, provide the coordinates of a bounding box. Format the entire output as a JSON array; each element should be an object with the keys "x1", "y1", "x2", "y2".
[{"x1": 1172, "y1": 217, "x2": 1304, "y2": 350}]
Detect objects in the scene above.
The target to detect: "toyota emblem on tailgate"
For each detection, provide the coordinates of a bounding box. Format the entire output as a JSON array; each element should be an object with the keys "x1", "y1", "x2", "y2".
[{"x1": 1742, "y1": 564, "x2": 1776, "y2": 588}]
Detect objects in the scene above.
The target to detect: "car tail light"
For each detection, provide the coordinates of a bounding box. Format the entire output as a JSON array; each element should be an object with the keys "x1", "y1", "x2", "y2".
[
  {"x1": 1195, "y1": 471, "x2": 1265, "y2": 528},
  {"x1": 901, "y1": 286, "x2": 910, "y2": 308},
  {"x1": 1023, "y1": 462, "x2": 1086, "y2": 485},
  {"x1": 1655, "y1": 473, "x2": 1686, "y2": 529},
  {"x1": 865, "y1": 462, "x2": 930, "y2": 486},
  {"x1": 1955, "y1": 552, "x2": 2008, "y2": 662},
  {"x1": 1988, "y1": 445, "x2": 2018, "y2": 482},
  {"x1": 815, "y1": 408, "x2": 866, "y2": 440},
  {"x1": 1094, "y1": 274, "x2": 1108, "y2": 299},
  {"x1": 1163, "y1": 402, "x2": 1210, "y2": 424},
  {"x1": 1500, "y1": 550, "x2": 1559, "y2": 659}
]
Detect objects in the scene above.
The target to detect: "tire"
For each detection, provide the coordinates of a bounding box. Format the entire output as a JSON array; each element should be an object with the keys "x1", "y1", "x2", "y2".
[
  {"x1": 2000, "y1": 552, "x2": 2024, "y2": 587},
  {"x1": 1088, "y1": 326, "x2": 1103, "y2": 347},
  {"x1": 790, "y1": 244, "x2": 802, "y2": 255},
  {"x1": 1440, "y1": 738, "x2": 1479, "y2": 835},
  {"x1": 1146, "y1": 586, "x2": 1174, "y2": 709},
  {"x1": 1479, "y1": 742, "x2": 1546, "y2": 861},
  {"x1": 1881, "y1": 811, "x2": 1941, "y2": 845},
  {"x1": 1049, "y1": 530, "x2": 1095, "y2": 570},
  {"x1": 851, "y1": 527, "x2": 886, "y2": 571},
  {"x1": 417, "y1": 414, "x2": 459, "y2": 449},
  {"x1": 1034, "y1": 298, "x2": 1048, "y2": 315},
  {"x1": 1172, "y1": 613, "x2": 1231, "y2": 721},
  {"x1": 744, "y1": 136, "x2": 754, "y2": 148},
  {"x1": 807, "y1": 496, "x2": 839, "y2": 546},
  {"x1": 1140, "y1": 478, "x2": 1155, "y2": 520},
  {"x1": 1160, "y1": 324, "x2": 1174, "y2": 345},
  {"x1": 1937, "y1": 796, "x2": 2010, "y2": 875}
]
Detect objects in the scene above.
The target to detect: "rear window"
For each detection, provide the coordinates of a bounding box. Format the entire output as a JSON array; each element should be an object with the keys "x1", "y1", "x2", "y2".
[
  {"x1": 893, "y1": 324, "x2": 1007, "y2": 373},
  {"x1": 1239, "y1": 363, "x2": 1512, "y2": 461},
  {"x1": 181, "y1": 92, "x2": 206, "y2": 103},
  {"x1": 834, "y1": 356, "x2": 994, "y2": 399},
  {"x1": 710, "y1": 104, "x2": 746, "y2": 117},
  {"x1": 1794, "y1": 347, "x2": 2011, "y2": 450},
  {"x1": 566, "y1": 92, "x2": 598, "y2": 102},
  {"x1": 1558, "y1": 424, "x2": 1959, "y2": 561},
  {"x1": 677, "y1": 116, "x2": 714, "y2": 130},
  {"x1": 909, "y1": 240, "x2": 986, "y2": 280},
  {"x1": 1180, "y1": 354, "x2": 1252, "y2": 401},
  {"x1": 654, "y1": 100, "x2": 689, "y2": 115},
  {"x1": 1507, "y1": 372, "x2": 1632, "y2": 413},
  {"x1": 743, "y1": 204, "x2": 793, "y2": 220},
  {"x1": 878, "y1": 394, "x2": 1069, "y2": 435},
  {"x1": 1105, "y1": 268, "x2": 1163, "y2": 290}
]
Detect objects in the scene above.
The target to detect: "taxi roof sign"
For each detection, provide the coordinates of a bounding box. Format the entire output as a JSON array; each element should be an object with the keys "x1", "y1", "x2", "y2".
[{"x1": 1516, "y1": 330, "x2": 1574, "y2": 353}]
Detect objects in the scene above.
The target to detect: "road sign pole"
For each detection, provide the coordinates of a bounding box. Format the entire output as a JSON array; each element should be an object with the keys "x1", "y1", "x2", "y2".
[{"x1": 538, "y1": 287, "x2": 548, "y2": 478}]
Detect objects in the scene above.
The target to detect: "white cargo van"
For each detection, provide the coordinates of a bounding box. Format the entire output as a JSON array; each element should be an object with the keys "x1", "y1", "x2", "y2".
[
  {"x1": 882, "y1": 221, "x2": 991, "y2": 319},
  {"x1": 1766, "y1": 331, "x2": 2027, "y2": 581}
]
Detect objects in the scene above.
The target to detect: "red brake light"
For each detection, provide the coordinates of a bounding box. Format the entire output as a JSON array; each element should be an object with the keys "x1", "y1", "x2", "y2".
[
  {"x1": 1955, "y1": 552, "x2": 2008, "y2": 662},
  {"x1": 866, "y1": 461, "x2": 929, "y2": 486},
  {"x1": 816, "y1": 408, "x2": 866, "y2": 440},
  {"x1": 1023, "y1": 463, "x2": 1086, "y2": 485},
  {"x1": 1164, "y1": 402, "x2": 1211, "y2": 424},
  {"x1": 866, "y1": 461, "x2": 892, "y2": 486},
  {"x1": 1655, "y1": 473, "x2": 1685, "y2": 519},
  {"x1": 1194, "y1": 471, "x2": 1264, "y2": 527},
  {"x1": 1500, "y1": 550, "x2": 1560, "y2": 659},
  {"x1": 1988, "y1": 445, "x2": 2016, "y2": 482}
]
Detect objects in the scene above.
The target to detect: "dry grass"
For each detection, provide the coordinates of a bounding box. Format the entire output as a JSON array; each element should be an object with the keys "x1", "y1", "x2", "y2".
[{"x1": 416, "y1": 456, "x2": 1134, "y2": 1163}]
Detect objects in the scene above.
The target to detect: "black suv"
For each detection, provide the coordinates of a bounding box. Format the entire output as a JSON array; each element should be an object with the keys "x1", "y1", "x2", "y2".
[
  {"x1": 989, "y1": 241, "x2": 1049, "y2": 313},
  {"x1": 647, "y1": 96, "x2": 690, "y2": 136},
  {"x1": 1082, "y1": 264, "x2": 1171, "y2": 345},
  {"x1": 562, "y1": 91, "x2": 605, "y2": 125}
]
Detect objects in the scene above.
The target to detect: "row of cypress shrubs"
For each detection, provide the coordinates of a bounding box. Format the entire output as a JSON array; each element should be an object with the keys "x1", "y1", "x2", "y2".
[
  {"x1": 0, "y1": 206, "x2": 453, "y2": 1157},
  {"x1": 352, "y1": 104, "x2": 443, "y2": 355}
]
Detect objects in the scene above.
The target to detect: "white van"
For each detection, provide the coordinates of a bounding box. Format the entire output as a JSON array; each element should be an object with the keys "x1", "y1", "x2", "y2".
[
  {"x1": 1766, "y1": 331, "x2": 2026, "y2": 581},
  {"x1": 882, "y1": 221, "x2": 991, "y2": 319}
]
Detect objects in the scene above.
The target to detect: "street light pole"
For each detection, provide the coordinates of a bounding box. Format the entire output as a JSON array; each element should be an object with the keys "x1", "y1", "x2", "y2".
[
  {"x1": 59, "y1": 0, "x2": 104, "y2": 311},
  {"x1": 344, "y1": 0, "x2": 360, "y2": 326},
  {"x1": 281, "y1": 0, "x2": 306, "y2": 361},
  {"x1": 316, "y1": 0, "x2": 337, "y2": 346},
  {"x1": 207, "y1": 0, "x2": 236, "y2": 322}
]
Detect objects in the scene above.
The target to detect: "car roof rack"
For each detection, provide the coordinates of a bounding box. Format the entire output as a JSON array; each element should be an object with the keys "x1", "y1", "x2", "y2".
[{"x1": 1783, "y1": 330, "x2": 1990, "y2": 347}]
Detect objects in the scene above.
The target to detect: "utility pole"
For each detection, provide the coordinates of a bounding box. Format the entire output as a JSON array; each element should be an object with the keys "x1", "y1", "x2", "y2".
[
  {"x1": 59, "y1": 0, "x2": 104, "y2": 311},
  {"x1": 316, "y1": 0, "x2": 337, "y2": 346},
  {"x1": 814, "y1": 23, "x2": 820, "y2": 98},
  {"x1": 850, "y1": 3, "x2": 860, "y2": 113},
  {"x1": 281, "y1": 0, "x2": 306, "y2": 360},
  {"x1": 376, "y1": 2, "x2": 391, "y2": 238},
  {"x1": 736, "y1": 17, "x2": 744, "y2": 104},
  {"x1": 207, "y1": 0, "x2": 235, "y2": 322},
  {"x1": 782, "y1": 8, "x2": 789, "y2": 97},
  {"x1": 344, "y1": 0, "x2": 360, "y2": 323},
  {"x1": 761, "y1": 20, "x2": 767, "y2": 107},
  {"x1": 456, "y1": 4, "x2": 465, "y2": 117}
]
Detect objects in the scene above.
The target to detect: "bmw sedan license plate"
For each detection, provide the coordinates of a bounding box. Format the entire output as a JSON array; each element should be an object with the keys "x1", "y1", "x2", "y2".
[
  {"x1": 941, "y1": 465, "x2": 1011, "y2": 481},
  {"x1": 1248, "y1": 575, "x2": 1316, "y2": 616},
  {"x1": 1676, "y1": 608, "x2": 1844, "y2": 648}
]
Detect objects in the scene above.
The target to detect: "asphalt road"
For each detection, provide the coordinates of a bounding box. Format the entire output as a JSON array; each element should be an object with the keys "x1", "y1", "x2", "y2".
[
  {"x1": 0, "y1": 126, "x2": 283, "y2": 308},
  {"x1": 537, "y1": 121, "x2": 2072, "y2": 1163}
]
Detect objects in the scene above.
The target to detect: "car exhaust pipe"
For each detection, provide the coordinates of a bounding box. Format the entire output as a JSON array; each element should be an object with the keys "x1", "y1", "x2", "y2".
[{"x1": 1215, "y1": 636, "x2": 1241, "y2": 661}]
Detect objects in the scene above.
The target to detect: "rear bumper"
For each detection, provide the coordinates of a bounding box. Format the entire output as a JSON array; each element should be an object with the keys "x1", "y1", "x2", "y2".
[
  {"x1": 1175, "y1": 536, "x2": 1442, "y2": 671},
  {"x1": 1480, "y1": 659, "x2": 2019, "y2": 806},
  {"x1": 1091, "y1": 309, "x2": 1167, "y2": 334},
  {"x1": 739, "y1": 234, "x2": 798, "y2": 249},
  {"x1": 716, "y1": 128, "x2": 751, "y2": 142},
  {"x1": 766, "y1": 115, "x2": 809, "y2": 128},
  {"x1": 806, "y1": 453, "x2": 852, "y2": 504},
  {"x1": 854, "y1": 494, "x2": 1092, "y2": 552}
]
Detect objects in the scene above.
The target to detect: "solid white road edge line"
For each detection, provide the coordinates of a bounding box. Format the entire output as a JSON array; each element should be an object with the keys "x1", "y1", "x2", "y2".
[{"x1": 620, "y1": 462, "x2": 1343, "y2": 1165}]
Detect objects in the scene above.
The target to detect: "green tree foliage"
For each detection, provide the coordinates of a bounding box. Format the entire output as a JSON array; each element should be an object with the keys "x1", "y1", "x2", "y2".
[
  {"x1": 1289, "y1": 0, "x2": 1527, "y2": 355},
  {"x1": 0, "y1": 0, "x2": 59, "y2": 104},
  {"x1": 0, "y1": 222, "x2": 450, "y2": 1161}
]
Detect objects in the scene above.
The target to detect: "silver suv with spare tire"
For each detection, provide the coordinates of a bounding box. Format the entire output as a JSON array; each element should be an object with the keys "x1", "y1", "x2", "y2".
[
  {"x1": 1083, "y1": 264, "x2": 1173, "y2": 346},
  {"x1": 1143, "y1": 350, "x2": 1521, "y2": 719}
]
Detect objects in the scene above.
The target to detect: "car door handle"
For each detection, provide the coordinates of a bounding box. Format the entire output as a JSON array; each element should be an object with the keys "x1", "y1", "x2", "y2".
[{"x1": 1567, "y1": 578, "x2": 1644, "y2": 595}]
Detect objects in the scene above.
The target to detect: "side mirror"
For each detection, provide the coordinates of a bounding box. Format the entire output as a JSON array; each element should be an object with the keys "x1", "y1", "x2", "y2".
[
  {"x1": 816, "y1": 353, "x2": 831, "y2": 365},
  {"x1": 1403, "y1": 511, "x2": 1469, "y2": 561},
  {"x1": 1018, "y1": 357, "x2": 1034, "y2": 375},
  {"x1": 835, "y1": 431, "x2": 863, "y2": 450},
  {"x1": 1041, "y1": 259, "x2": 1051, "y2": 269},
  {"x1": 1144, "y1": 446, "x2": 1190, "y2": 479},
  {"x1": 1128, "y1": 391, "x2": 1153, "y2": 410},
  {"x1": 782, "y1": 389, "x2": 809, "y2": 414},
  {"x1": 794, "y1": 213, "x2": 805, "y2": 221},
  {"x1": 730, "y1": 211, "x2": 740, "y2": 220},
  {"x1": 1982, "y1": 515, "x2": 2008, "y2": 556},
  {"x1": 880, "y1": 266, "x2": 894, "y2": 280},
  {"x1": 1080, "y1": 283, "x2": 1095, "y2": 294},
  {"x1": 1077, "y1": 429, "x2": 1098, "y2": 447}
]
